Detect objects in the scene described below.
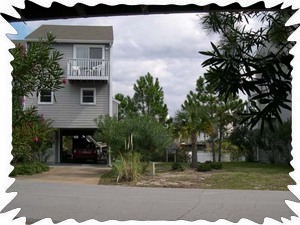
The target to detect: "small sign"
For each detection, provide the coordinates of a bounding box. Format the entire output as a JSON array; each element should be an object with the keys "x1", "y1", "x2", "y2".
[{"x1": 168, "y1": 149, "x2": 176, "y2": 154}]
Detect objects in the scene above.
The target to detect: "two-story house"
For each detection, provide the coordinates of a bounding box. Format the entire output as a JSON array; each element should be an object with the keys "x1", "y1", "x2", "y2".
[{"x1": 24, "y1": 25, "x2": 118, "y2": 164}]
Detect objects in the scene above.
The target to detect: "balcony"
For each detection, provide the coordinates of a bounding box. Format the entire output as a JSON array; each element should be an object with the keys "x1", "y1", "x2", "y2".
[{"x1": 67, "y1": 59, "x2": 110, "y2": 80}]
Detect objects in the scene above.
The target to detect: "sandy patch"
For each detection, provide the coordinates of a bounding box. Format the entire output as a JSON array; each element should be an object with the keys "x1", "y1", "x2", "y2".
[
  {"x1": 132, "y1": 168, "x2": 214, "y2": 188},
  {"x1": 17, "y1": 165, "x2": 110, "y2": 185}
]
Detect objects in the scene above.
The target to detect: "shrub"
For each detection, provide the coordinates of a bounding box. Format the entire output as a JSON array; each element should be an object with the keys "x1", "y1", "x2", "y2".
[
  {"x1": 113, "y1": 151, "x2": 143, "y2": 183},
  {"x1": 197, "y1": 163, "x2": 212, "y2": 172},
  {"x1": 12, "y1": 107, "x2": 55, "y2": 164},
  {"x1": 141, "y1": 161, "x2": 150, "y2": 174},
  {"x1": 229, "y1": 126, "x2": 257, "y2": 162},
  {"x1": 100, "y1": 169, "x2": 118, "y2": 184},
  {"x1": 172, "y1": 162, "x2": 185, "y2": 171},
  {"x1": 209, "y1": 162, "x2": 223, "y2": 170},
  {"x1": 94, "y1": 115, "x2": 173, "y2": 162},
  {"x1": 10, "y1": 162, "x2": 49, "y2": 177}
]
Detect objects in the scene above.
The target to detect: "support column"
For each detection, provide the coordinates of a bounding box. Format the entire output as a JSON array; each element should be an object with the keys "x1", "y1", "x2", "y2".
[
  {"x1": 57, "y1": 129, "x2": 61, "y2": 163},
  {"x1": 108, "y1": 147, "x2": 112, "y2": 167}
]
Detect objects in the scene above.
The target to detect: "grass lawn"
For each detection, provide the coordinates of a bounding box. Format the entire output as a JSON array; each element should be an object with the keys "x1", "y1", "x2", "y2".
[
  {"x1": 203, "y1": 162, "x2": 294, "y2": 190},
  {"x1": 99, "y1": 161, "x2": 295, "y2": 191}
]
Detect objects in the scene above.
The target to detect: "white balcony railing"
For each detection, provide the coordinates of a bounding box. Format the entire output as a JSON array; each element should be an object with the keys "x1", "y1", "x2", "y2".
[{"x1": 67, "y1": 59, "x2": 110, "y2": 80}]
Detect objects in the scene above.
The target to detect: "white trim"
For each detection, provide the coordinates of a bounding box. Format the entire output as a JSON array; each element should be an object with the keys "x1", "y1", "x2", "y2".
[
  {"x1": 73, "y1": 44, "x2": 105, "y2": 59},
  {"x1": 108, "y1": 45, "x2": 113, "y2": 116},
  {"x1": 26, "y1": 38, "x2": 113, "y2": 44},
  {"x1": 80, "y1": 88, "x2": 96, "y2": 105},
  {"x1": 112, "y1": 98, "x2": 121, "y2": 104},
  {"x1": 38, "y1": 90, "x2": 54, "y2": 104}
]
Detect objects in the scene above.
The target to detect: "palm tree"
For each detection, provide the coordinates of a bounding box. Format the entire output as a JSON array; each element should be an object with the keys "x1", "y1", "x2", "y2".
[{"x1": 174, "y1": 104, "x2": 211, "y2": 168}]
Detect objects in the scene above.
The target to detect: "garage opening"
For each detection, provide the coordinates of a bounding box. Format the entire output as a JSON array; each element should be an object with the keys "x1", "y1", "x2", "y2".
[{"x1": 60, "y1": 129, "x2": 108, "y2": 164}]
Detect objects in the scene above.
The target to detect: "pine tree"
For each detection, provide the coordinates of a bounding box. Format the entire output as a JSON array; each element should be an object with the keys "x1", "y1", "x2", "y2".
[
  {"x1": 133, "y1": 72, "x2": 168, "y2": 122},
  {"x1": 114, "y1": 93, "x2": 137, "y2": 120}
]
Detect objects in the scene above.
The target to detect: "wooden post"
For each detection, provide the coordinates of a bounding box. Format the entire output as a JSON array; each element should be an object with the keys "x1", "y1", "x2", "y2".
[
  {"x1": 108, "y1": 147, "x2": 112, "y2": 167},
  {"x1": 152, "y1": 162, "x2": 155, "y2": 176},
  {"x1": 166, "y1": 149, "x2": 168, "y2": 162},
  {"x1": 174, "y1": 150, "x2": 176, "y2": 163}
]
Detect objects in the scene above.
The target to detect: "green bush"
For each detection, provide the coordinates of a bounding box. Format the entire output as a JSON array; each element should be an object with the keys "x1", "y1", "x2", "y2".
[
  {"x1": 172, "y1": 162, "x2": 185, "y2": 171},
  {"x1": 94, "y1": 115, "x2": 173, "y2": 162},
  {"x1": 197, "y1": 163, "x2": 212, "y2": 172},
  {"x1": 209, "y1": 162, "x2": 223, "y2": 170},
  {"x1": 12, "y1": 107, "x2": 55, "y2": 164},
  {"x1": 10, "y1": 162, "x2": 49, "y2": 177}
]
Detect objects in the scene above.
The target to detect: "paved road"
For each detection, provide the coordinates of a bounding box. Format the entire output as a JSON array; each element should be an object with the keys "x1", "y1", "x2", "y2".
[{"x1": 3, "y1": 180, "x2": 298, "y2": 224}]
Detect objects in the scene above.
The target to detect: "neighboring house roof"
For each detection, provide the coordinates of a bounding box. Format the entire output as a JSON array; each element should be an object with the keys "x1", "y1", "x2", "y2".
[
  {"x1": 11, "y1": 40, "x2": 27, "y2": 49},
  {"x1": 112, "y1": 98, "x2": 120, "y2": 104},
  {"x1": 25, "y1": 25, "x2": 113, "y2": 44},
  {"x1": 12, "y1": 40, "x2": 26, "y2": 45}
]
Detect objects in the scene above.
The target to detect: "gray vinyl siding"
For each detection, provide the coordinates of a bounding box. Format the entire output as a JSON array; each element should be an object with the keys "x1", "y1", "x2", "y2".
[
  {"x1": 26, "y1": 82, "x2": 109, "y2": 128},
  {"x1": 112, "y1": 100, "x2": 119, "y2": 118},
  {"x1": 104, "y1": 44, "x2": 110, "y2": 60},
  {"x1": 53, "y1": 43, "x2": 73, "y2": 73}
]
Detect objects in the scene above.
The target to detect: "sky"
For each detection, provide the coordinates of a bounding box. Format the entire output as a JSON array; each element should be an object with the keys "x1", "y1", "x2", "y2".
[{"x1": 9, "y1": 13, "x2": 221, "y2": 117}]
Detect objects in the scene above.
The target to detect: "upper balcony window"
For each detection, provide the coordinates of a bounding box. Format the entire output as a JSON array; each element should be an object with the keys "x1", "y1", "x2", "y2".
[
  {"x1": 74, "y1": 45, "x2": 104, "y2": 60},
  {"x1": 68, "y1": 45, "x2": 109, "y2": 80},
  {"x1": 38, "y1": 90, "x2": 53, "y2": 104}
]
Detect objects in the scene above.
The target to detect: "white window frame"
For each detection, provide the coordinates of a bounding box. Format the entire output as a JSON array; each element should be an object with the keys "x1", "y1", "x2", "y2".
[
  {"x1": 38, "y1": 90, "x2": 54, "y2": 104},
  {"x1": 80, "y1": 88, "x2": 96, "y2": 105},
  {"x1": 73, "y1": 45, "x2": 105, "y2": 59}
]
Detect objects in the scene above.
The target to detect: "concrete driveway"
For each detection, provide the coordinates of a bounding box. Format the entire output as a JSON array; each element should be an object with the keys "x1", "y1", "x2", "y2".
[{"x1": 16, "y1": 164, "x2": 110, "y2": 185}]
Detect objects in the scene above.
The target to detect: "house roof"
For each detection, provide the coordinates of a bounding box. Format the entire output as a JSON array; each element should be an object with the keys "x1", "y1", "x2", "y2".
[
  {"x1": 112, "y1": 98, "x2": 121, "y2": 104},
  {"x1": 25, "y1": 25, "x2": 113, "y2": 44},
  {"x1": 11, "y1": 40, "x2": 26, "y2": 46}
]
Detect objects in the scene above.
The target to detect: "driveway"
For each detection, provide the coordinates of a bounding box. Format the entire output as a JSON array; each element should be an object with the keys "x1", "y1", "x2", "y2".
[{"x1": 16, "y1": 164, "x2": 110, "y2": 185}]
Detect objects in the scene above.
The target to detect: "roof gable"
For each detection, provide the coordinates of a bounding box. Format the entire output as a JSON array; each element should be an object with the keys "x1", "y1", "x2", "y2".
[{"x1": 25, "y1": 25, "x2": 113, "y2": 44}]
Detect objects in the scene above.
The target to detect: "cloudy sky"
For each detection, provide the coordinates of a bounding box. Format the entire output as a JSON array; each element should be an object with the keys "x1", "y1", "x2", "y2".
[{"x1": 10, "y1": 13, "x2": 222, "y2": 116}]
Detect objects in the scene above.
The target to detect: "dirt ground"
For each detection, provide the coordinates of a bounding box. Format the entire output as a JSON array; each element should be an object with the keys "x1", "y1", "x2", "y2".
[
  {"x1": 16, "y1": 164, "x2": 212, "y2": 188},
  {"x1": 131, "y1": 168, "x2": 214, "y2": 188},
  {"x1": 17, "y1": 164, "x2": 111, "y2": 185}
]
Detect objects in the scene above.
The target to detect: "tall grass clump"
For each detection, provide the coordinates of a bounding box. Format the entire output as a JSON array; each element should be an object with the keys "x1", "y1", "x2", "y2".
[{"x1": 113, "y1": 151, "x2": 143, "y2": 183}]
